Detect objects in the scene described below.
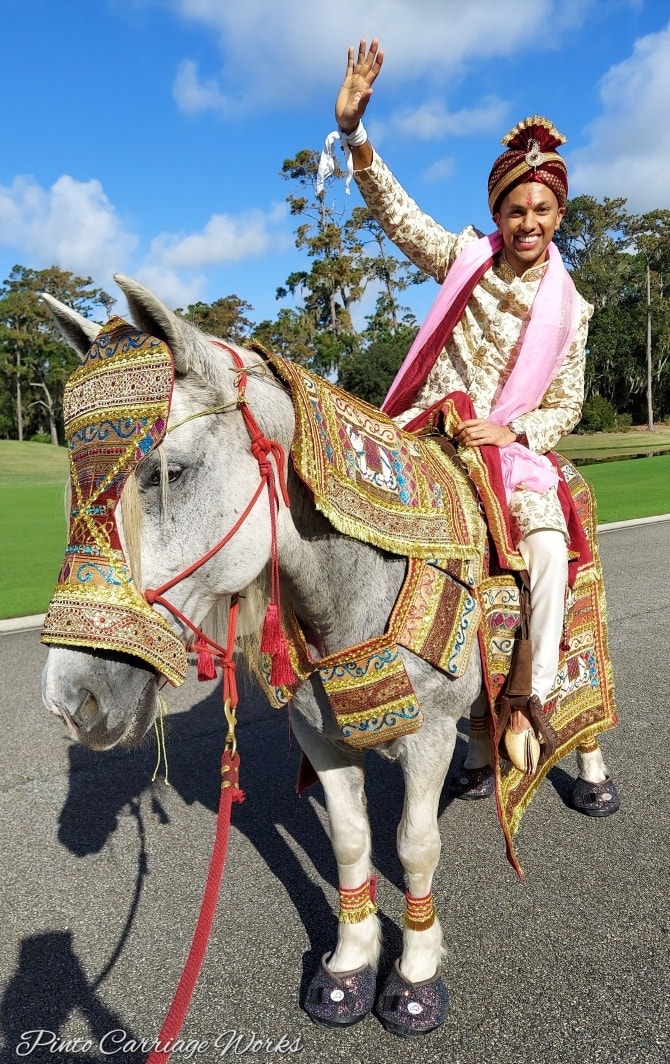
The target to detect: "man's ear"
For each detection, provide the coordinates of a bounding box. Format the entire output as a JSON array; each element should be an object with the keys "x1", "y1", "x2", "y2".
[
  {"x1": 492, "y1": 212, "x2": 502, "y2": 230},
  {"x1": 555, "y1": 206, "x2": 566, "y2": 230}
]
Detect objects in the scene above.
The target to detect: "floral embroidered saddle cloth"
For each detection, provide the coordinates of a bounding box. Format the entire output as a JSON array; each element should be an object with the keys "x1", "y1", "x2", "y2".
[
  {"x1": 265, "y1": 353, "x2": 486, "y2": 582},
  {"x1": 250, "y1": 353, "x2": 486, "y2": 747}
]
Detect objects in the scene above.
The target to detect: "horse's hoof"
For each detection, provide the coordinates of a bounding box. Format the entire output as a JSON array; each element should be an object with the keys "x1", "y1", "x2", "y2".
[
  {"x1": 572, "y1": 775, "x2": 621, "y2": 817},
  {"x1": 450, "y1": 765, "x2": 494, "y2": 800},
  {"x1": 303, "y1": 952, "x2": 376, "y2": 1028},
  {"x1": 376, "y1": 959, "x2": 449, "y2": 1037}
]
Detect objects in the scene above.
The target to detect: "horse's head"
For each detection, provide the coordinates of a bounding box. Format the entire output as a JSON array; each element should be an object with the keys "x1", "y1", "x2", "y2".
[{"x1": 41, "y1": 275, "x2": 296, "y2": 750}]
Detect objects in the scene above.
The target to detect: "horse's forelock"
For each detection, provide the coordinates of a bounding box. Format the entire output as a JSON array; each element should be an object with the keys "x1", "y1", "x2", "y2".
[{"x1": 173, "y1": 323, "x2": 241, "y2": 404}]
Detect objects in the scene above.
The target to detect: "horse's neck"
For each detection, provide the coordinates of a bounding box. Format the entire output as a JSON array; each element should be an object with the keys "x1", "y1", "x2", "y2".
[{"x1": 279, "y1": 472, "x2": 405, "y2": 655}]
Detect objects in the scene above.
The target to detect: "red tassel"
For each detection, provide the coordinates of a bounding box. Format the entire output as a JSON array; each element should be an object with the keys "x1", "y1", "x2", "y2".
[
  {"x1": 270, "y1": 634, "x2": 297, "y2": 687},
  {"x1": 197, "y1": 649, "x2": 218, "y2": 681},
  {"x1": 260, "y1": 603, "x2": 282, "y2": 653}
]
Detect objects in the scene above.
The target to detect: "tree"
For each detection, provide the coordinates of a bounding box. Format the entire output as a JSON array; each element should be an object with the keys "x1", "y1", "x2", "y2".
[
  {"x1": 278, "y1": 148, "x2": 367, "y2": 374},
  {"x1": 555, "y1": 197, "x2": 644, "y2": 415},
  {"x1": 175, "y1": 295, "x2": 255, "y2": 344},
  {"x1": 348, "y1": 206, "x2": 427, "y2": 334},
  {"x1": 338, "y1": 323, "x2": 418, "y2": 407},
  {"x1": 624, "y1": 210, "x2": 670, "y2": 429},
  {"x1": 277, "y1": 147, "x2": 428, "y2": 385},
  {"x1": 0, "y1": 266, "x2": 114, "y2": 443}
]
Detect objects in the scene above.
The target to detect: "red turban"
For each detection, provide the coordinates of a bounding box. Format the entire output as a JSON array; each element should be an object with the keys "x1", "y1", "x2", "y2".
[{"x1": 488, "y1": 116, "x2": 568, "y2": 215}]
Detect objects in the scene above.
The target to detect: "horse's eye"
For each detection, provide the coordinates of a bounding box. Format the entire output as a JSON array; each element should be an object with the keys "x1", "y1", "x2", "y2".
[{"x1": 147, "y1": 466, "x2": 182, "y2": 487}]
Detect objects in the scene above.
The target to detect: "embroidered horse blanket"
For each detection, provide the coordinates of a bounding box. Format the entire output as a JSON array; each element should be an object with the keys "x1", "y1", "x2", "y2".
[{"x1": 253, "y1": 353, "x2": 617, "y2": 866}]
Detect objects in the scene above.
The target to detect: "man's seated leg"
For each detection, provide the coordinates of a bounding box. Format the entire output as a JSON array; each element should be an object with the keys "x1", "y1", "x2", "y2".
[{"x1": 502, "y1": 529, "x2": 567, "y2": 773}]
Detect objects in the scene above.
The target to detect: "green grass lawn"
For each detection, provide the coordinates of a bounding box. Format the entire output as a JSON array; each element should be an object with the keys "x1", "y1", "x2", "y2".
[
  {"x1": 578, "y1": 453, "x2": 670, "y2": 524},
  {"x1": 0, "y1": 483, "x2": 68, "y2": 616},
  {"x1": 558, "y1": 423, "x2": 670, "y2": 461},
  {"x1": 0, "y1": 441, "x2": 69, "y2": 617},
  {"x1": 0, "y1": 436, "x2": 668, "y2": 620}
]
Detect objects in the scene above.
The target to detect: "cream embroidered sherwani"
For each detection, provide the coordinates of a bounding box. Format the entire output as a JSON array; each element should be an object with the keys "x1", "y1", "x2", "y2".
[{"x1": 354, "y1": 152, "x2": 593, "y2": 543}]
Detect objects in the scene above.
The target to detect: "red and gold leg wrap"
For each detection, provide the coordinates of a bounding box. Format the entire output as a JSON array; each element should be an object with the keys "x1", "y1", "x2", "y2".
[
  {"x1": 403, "y1": 890, "x2": 436, "y2": 931},
  {"x1": 578, "y1": 738, "x2": 600, "y2": 754},
  {"x1": 469, "y1": 715, "x2": 490, "y2": 739},
  {"x1": 338, "y1": 876, "x2": 378, "y2": 925}
]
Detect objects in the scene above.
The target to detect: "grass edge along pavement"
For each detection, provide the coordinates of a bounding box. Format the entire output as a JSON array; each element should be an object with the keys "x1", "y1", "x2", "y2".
[{"x1": 1, "y1": 438, "x2": 669, "y2": 621}]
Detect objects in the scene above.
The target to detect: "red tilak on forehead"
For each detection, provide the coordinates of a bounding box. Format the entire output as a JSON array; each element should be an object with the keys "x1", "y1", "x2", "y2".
[{"x1": 526, "y1": 185, "x2": 535, "y2": 207}]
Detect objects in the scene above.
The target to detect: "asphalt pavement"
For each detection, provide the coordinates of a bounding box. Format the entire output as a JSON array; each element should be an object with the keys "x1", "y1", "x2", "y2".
[{"x1": 0, "y1": 520, "x2": 668, "y2": 1064}]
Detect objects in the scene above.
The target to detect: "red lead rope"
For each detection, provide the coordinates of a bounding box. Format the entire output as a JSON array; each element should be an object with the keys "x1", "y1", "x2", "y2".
[
  {"x1": 144, "y1": 347, "x2": 296, "y2": 1061},
  {"x1": 146, "y1": 602, "x2": 244, "y2": 1064}
]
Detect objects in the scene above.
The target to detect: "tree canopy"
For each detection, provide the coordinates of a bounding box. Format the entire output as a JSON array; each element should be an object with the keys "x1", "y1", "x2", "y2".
[
  {"x1": 0, "y1": 266, "x2": 113, "y2": 443},
  {"x1": 3, "y1": 160, "x2": 670, "y2": 444}
]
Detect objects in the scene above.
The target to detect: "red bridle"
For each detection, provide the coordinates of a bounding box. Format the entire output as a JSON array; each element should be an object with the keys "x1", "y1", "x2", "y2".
[{"x1": 143, "y1": 343, "x2": 296, "y2": 711}]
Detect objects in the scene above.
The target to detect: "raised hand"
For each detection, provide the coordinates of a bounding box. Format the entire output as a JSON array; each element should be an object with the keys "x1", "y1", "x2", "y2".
[{"x1": 335, "y1": 39, "x2": 384, "y2": 133}]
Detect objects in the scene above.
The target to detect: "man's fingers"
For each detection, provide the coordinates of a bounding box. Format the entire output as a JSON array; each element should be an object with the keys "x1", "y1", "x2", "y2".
[{"x1": 351, "y1": 38, "x2": 383, "y2": 80}]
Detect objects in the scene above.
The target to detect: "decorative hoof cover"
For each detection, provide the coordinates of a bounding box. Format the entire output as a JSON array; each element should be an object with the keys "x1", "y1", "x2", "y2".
[
  {"x1": 376, "y1": 959, "x2": 449, "y2": 1037},
  {"x1": 449, "y1": 765, "x2": 495, "y2": 800},
  {"x1": 572, "y1": 775, "x2": 621, "y2": 817},
  {"x1": 303, "y1": 952, "x2": 376, "y2": 1028}
]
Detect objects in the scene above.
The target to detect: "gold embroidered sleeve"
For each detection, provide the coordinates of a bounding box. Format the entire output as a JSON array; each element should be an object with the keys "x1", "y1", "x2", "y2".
[
  {"x1": 353, "y1": 151, "x2": 462, "y2": 282},
  {"x1": 510, "y1": 304, "x2": 590, "y2": 453}
]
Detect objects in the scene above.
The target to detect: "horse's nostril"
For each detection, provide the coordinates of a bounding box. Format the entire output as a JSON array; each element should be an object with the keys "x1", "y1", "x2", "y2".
[{"x1": 76, "y1": 692, "x2": 101, "y2": 725}]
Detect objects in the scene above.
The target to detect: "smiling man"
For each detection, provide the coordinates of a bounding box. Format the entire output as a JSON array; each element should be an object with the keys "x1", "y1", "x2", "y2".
[{"x1": 329, "y1": 39, "x2": 619, "y2": 812}]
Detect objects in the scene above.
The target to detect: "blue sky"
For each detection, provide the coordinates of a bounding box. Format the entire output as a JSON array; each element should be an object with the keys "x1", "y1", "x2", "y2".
[{"x1": 1, "y1": 0, "x2": 669, "y2": 328}]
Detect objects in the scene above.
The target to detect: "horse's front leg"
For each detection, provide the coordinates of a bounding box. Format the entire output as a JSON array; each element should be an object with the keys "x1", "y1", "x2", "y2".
[
  {"x1": 290, "y1": 708, "x2": 381, "y2": 1028},
  {"x1": 376, "y1": 709, "x2": 458, "y2": 1036}
]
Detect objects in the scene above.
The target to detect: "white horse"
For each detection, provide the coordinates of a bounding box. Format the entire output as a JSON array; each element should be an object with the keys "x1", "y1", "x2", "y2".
[{"x1": 40, "y1": 276, "x2": 612, "y2": 1037}]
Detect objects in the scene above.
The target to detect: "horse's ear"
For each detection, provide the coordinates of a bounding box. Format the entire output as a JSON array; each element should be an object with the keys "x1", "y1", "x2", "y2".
[
  {"x1": 40, "y1": 293, "x2": 101, "y2": 358},
  {"x1": 113, "y1": 274, "x2": 189, "y2": 374}
]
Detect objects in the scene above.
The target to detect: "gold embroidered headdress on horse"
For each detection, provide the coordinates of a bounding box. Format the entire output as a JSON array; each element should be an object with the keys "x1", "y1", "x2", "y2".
[{"x1": 41, "y1": 316, "x2": 188, "y2": 686}]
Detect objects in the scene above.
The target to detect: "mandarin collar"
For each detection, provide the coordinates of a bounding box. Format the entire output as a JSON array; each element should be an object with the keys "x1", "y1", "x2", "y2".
[{"x1": 496, "y1": 252, "x2": 550, "y2": 285}]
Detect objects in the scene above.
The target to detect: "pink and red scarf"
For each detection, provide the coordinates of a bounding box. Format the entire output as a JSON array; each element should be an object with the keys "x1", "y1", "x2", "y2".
[{"x1": 382, "y1": 232, "x2": 581, "y2": 498}]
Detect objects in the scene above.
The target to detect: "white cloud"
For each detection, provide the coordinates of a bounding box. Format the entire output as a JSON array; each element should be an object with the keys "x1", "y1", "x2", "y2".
[
  {"x1": 0, "y1": 172, "x2": 292, "y2": 310},
  {"x1": 131, "y1": 265, "x2": 207, "y2": 311},
  {"x1": 421, "y1": 158, "x2": 456, "y2": 184},
  {"x1": 0, "y1": 174, "x2": 138, "y2": 280},
  {"x1": 145, "y1": 202, "x2": 291, "y2": 269},
  {"x1": 173, "y1": 59, "x2": 233, "y2": 118},
  {"x1": 386, "y1": 97, "x2": 508, "y2": 142},
  {"x1": 166, "y1": 0, "x2": 589, "y2": 115},
  {"x1": 569, "y1": 22, "x2": 670, "y2": 212}
]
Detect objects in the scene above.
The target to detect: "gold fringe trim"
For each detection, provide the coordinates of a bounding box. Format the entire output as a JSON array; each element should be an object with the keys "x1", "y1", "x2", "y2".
[
  {"x1": 577, "y1": 737, "x2": 600, "y2": 754},
  {"x1": 338, "y1": 881, "x2": 378, "y2": 925},
  {"x1": 403, "y1": 891, "x2": 436, "y2": 931}
]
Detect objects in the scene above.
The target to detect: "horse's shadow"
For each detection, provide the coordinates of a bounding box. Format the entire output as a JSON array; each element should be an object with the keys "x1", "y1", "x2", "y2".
[
  {"x1": 55, "y1": 681, "x2": 475, "y2": 994},
  {"x1": 5, "y1": 681, "x2": 473, "y2": 1050}
]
